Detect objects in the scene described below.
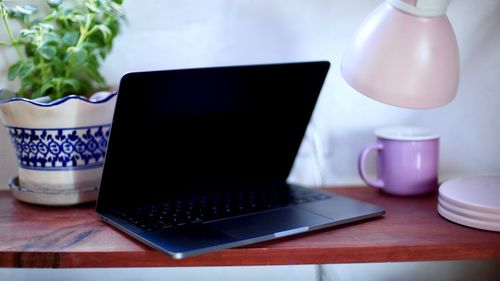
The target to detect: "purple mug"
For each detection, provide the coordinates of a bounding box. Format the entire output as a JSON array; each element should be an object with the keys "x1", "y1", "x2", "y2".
[{"x1": 358, "y1": 126, "x2": 439, "y2": 196}]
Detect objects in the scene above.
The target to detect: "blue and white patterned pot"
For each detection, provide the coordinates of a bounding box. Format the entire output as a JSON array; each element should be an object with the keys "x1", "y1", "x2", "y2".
[{"x1": 0, "y1": 92, "x2": 116, "y2": 205}]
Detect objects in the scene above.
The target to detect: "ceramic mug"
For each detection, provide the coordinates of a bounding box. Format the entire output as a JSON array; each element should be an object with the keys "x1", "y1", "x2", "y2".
[{"x1": 358, "y1": 126, "x2": 439, "y2": 196}]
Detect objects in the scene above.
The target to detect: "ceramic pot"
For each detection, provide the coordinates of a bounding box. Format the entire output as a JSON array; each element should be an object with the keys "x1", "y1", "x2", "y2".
[{"x1": 0, "y1": 92, "x2": 116, "y2": 205}]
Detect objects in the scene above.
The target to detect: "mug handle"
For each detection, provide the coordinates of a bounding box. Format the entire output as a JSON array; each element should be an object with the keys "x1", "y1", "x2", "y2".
[{"x1": 358, "y1": 142, "x2": 384, "y2": 189}]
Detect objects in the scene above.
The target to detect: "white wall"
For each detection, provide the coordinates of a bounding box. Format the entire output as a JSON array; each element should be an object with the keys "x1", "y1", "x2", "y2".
[
  {"x1": 322, "y1": 260, "x2": 500, "y2": 281},
  {"x1": 1, "y1": 0, "x2": 500, "y2": 188},
  {"x1": 1, "y1": 260, "x2": 500, "y2": 281},
  {"x1": 1, "y1": 0, "x2": 500, "y2": 279},
  {"x1": 100, "y1": 0, "x2": 500, "y2": 187},
  {"x1": 0, "y1": 265, "x2": 319, "y2": 281}
]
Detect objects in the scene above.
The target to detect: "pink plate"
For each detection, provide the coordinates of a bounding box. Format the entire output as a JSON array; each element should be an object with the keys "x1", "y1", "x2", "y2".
[
  {"x1": 438, "y1": 197, "x2": 500, "y2": 222},
  {"x1": 438, "y1": 176, "x2": 500, "y2": 214},
  {"x1": 438, "y1": 202, "x2": 500, "y2": 232}
]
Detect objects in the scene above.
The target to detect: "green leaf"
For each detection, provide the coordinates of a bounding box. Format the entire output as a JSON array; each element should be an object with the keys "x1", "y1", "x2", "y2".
[
  {"x1": 25, "y1": 43, "x2": 37, "y2": 56},
  {"x1": 20, "y1": 76, "x2": 34, "y2": 88},
  {"x1": 3, "y1": 5, "x2": 15, "y2": 17},
  {"x1": 38, "y1": 45, "x2": 57, "y2": 60},
  {"x1": 86, "y1": 66, "x2": 105, "y2": 85},
  {"x1": 7, "y1": 62, "x2": 22, "y2": 81},
  {"x1": 47, "y1": 0, "x2": 63, "y2": 9},
  {"x1": 109, "y1": 2, "x2": 126, "y2": 19},
  {"x1": 86, "y1": 54, "x2": 99, "y2": 69},
  {"x1": 43, "y1": 12, "x2": 56, "y2": 22},
  {"x1": 38, "y1": 23, "x2": 54, "y2": 31},
  {"x1": 49, "y1": 58, "x2": 65, "y2": 75},
  {"x1": 78, "y1": 79, "x2": 93, "y2": 93},
  {"x1": 43, "y1": 32, "x2": 61, "y2": 45},
  {"x1": 30, "y1": 88, "x2": 44, "y2": 99},
  {"x1": 68, "y1": 13, "x2": 85, "y2": 24},
  {"x1": 62, "y1": 31, "x2": 79, "y2": 45},
  {"x1": 18, "y1": 62, "x2": 35, "y2": 78},
  {"x1": 24, "y1": 5, "x2": 38, "y2": 14},
  {"x1": 93, "y1": 24, "x2": 112, "y2": 40},
  {"x1": 20, "y1": 29, "x2": 36, "y2": 38},
  {"x1": 17, "y1": 86, "x2": 28, "y2": 98},
  {"x1": 40, "y1": 81, "x2": 55, "y2": 96},
  {"x1": 67, "y1": 47, "x2": 88, "y2": 65},
  {"x1": 81, "y1": 42, "x2": 98, "y2": 50},
  {"x1": 85, "y1": 2, "x2": 100, "y2": 13},
  {"x1": 14, "y1": 5, "x2": 35, "y2": 16},
  {"x1": 62, "y1": 78, "x2": 80, "y2": 91}
]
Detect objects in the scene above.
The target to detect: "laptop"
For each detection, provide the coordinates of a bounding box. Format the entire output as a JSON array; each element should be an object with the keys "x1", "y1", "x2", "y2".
[{"x1": 96, "y1": 61, "x2": 385, "y2": 259}]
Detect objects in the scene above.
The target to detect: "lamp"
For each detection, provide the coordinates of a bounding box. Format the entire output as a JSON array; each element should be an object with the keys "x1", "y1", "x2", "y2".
[{"x1": 341, "y1": 0, "x2": 460, "y2": 109}]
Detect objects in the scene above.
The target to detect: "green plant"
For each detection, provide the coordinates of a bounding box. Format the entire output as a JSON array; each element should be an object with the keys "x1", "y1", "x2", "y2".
[{"x1": 0, "y1": 0, "x2": 125, "y2": 100}]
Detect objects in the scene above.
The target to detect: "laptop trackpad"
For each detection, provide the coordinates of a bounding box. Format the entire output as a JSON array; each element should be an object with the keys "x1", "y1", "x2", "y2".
[{"x1": 208, "y1": 207, "x2": 331, "y2": 240}]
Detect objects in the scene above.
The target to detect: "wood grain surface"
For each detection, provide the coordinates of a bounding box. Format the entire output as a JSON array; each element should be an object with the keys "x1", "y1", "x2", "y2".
[{"x1": 1, "y1": 187, "x2": 499, "y2": 268}]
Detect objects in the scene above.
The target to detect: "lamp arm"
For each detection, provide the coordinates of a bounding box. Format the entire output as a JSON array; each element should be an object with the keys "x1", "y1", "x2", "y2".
[{"x1": 388, "y1": 0, "x2": 451, "y2": 17}]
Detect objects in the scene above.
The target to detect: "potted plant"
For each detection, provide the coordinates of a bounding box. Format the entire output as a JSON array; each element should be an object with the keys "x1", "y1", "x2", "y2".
[{"x1": 0, "y1": 0, "x2": 125, "y2": 205}]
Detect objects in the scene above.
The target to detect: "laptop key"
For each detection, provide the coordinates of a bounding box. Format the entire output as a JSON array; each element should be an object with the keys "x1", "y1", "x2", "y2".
[{"x1": 112, "y1": 186, "x2": 332, "y2": 231}]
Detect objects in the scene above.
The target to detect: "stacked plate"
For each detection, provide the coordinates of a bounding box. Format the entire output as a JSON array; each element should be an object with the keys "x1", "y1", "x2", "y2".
[{"x1": 438, "y1": 176, "x2": 500, "y2": 232}]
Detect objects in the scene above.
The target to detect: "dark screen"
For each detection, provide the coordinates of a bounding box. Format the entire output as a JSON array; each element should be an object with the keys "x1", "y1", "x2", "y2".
[{"x1": 97, "y1": 61, "x2": 330, "y2": 209}]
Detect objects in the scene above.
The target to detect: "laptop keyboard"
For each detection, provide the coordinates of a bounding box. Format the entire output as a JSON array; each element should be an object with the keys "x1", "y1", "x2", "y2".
[{"x1": 111, "y1": 186, "x2": 332, "y2": 232}]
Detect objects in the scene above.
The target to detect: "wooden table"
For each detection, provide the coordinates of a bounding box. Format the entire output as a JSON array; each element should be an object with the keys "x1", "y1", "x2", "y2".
[{"x1": 0, "y1": 187, "x2": 499, "y2": 268}]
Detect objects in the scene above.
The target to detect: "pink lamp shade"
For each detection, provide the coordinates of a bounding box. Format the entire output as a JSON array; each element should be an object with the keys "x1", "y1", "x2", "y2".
[{"x1": 341, "y1": 0, "x2": 460, "y2": 109}]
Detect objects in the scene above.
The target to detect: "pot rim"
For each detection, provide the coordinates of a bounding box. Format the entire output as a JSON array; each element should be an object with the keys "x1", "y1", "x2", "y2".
[{"x1": 0, "y1": 92, "x2": 117, "y2": 107}]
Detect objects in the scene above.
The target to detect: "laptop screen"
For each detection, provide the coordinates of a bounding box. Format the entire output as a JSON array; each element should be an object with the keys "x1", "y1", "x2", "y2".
[{"x1": 97, "y1": 61, "x2": 330, "y2": 208}]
